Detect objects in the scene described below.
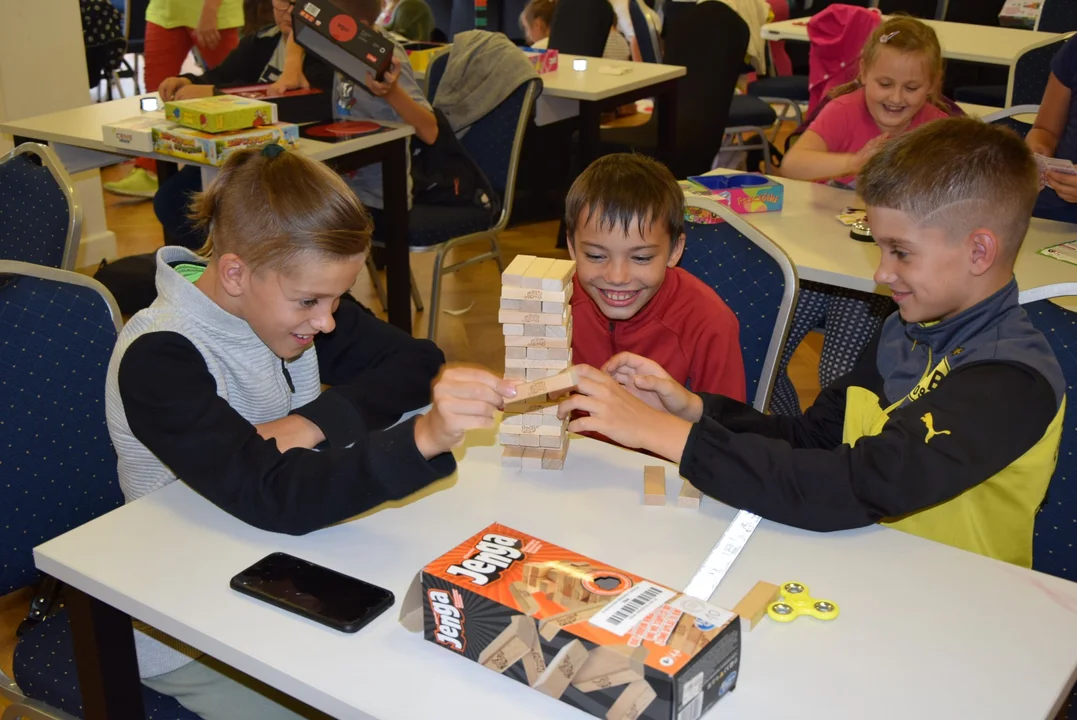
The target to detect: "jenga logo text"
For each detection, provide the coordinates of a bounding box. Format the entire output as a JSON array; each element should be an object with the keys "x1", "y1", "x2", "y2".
[
  {"x1": 446, "y1": 533, "x2": 524, "y2": 586},
  {"x1": 428, "y1": 590, "x2": 466, "y2": 652}
]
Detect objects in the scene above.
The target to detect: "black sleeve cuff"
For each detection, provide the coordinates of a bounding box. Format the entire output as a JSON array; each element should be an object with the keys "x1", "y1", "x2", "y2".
[
  {"x1": 368, "y1": 416, "x2": 457, "y2": 499},
  {"x1": 679, "y1": 415, "x2": 724, "y2": 482},
  {"x1": 291, "y1": 390, "x2": 365, "y2": 448}
]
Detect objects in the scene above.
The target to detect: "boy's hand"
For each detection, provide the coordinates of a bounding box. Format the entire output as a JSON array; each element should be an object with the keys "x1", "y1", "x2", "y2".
[
  {"x1": 158, "y1": 76, "x2": 192, "y2": 101},
  {"x1": 1046, "y1": 170, "x2": 1077, "y2": 203},
  {"x1": 602, "y1": 352, "x2": 703, "y2": 422},
  {"x1": 256, "y1": 415, "x2": 325, "y2": 452},
  {"x1": 414, "y1": 366, "x2": 517, "y2": 458},
  {"x1": 174, "y1": 84, "x2": 215, "y2": 100},
  {"x1": 268, "y1": 70, "x2": 310, "y2": 95},
  {"x1": 557, "y1": 365, "x2": 692, "y2": 462},
  {"x1": 365, "y1": 56, "x2": 402, "y2": 98}
]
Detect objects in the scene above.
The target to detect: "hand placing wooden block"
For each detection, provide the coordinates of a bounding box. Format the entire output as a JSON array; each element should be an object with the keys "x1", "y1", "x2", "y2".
[
  {"x1": 514, "y1": 368, "x2": 579, "y2": 402},
  {"x1": 732, "y1": 580, "x2": 782, "y2": 631},
  {"x1": 643, "y1": 466, "x2": 666, "y2": 506}
]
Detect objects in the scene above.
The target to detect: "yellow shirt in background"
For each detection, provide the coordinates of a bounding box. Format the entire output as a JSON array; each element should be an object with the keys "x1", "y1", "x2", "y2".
[{"x1": 146, "y1": 0, "x2": 244, "y2": 30}]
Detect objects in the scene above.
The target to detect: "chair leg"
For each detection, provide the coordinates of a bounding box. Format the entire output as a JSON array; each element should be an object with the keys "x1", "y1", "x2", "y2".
[
  {"x1": 410, "y1": 267, "x2": 424, "y2": 312},
  {"x1": 490, "y1": 233, "x2": 506, "y2": 272},
  {"x1": 367, "y1": 254, "x2": 388, "y2": 312},
  {"x1": 427, "y1": 249, "x2": 448, "y2": 340}
]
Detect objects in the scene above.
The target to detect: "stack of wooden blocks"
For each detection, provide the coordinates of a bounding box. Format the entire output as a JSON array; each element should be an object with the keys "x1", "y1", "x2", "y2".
[{"x1": 499, "y1": 255, "x2": 576, "y2": 471}]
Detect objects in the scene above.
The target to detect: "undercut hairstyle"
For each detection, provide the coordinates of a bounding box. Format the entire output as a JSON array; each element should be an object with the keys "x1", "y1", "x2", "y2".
[
  {"x1": 857, "y1": 116, "x2": 1039, "y2": 263},
  {"x1": 564, "y1": 154, "x2": 685, "y2": 250},
  {"x1": 332, "y1": 0, "x2": 382, "y2": 25},
  {"x1": 190, "y1": 147, "x2": 372, "y2": 273}
]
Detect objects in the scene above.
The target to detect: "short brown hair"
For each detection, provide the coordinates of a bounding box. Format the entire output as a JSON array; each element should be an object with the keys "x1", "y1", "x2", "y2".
[
  {"x1": 565, "y1": 154, "x2": 685, "y2": 248},
  {"x1": 332, "y1": 0, "x2": 382, "y2": 25},
  {"x1": 832, "y1": 15, "x2": 947, "y2": 112},
  {"x1": 521, "y1": 0, "x2": 556, "y2": 27},
  {"x1": 857, "y1": 117, "x2": 1038, "y2": 261},
  {"x1": 191, "y1": 146, "x2": 372, "y2": 272}
]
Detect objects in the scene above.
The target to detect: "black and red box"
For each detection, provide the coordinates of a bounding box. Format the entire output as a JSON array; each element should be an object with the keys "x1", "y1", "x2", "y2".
[
  {"x1": 223, "y1": 85, "x2": 332, "y2": 124},
  {"x1": 292, "y1": 0, "x2": 394, "y2": 86}
]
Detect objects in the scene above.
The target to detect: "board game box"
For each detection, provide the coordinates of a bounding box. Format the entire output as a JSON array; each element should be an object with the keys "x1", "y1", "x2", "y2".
[
  {"x1": 152, "y1": 122, "x2": 300, "y2": 166},
  {"x1": 164, "y1": 95, "x2": 278, "y2": 133}
]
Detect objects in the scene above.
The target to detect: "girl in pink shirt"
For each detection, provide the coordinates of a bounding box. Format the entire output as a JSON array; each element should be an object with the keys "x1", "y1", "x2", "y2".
[{"x1": 783, "y1": 16, "x2": 950, "y2": 187}]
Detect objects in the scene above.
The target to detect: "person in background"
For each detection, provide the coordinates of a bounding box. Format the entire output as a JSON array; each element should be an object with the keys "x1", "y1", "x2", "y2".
[
  {"x1": 519, "y1": 0, "x2": 631, "y2": 61},
  {"x1": 376, "y1": 0, "x2": 435, "y2": 41},
  {"x1": 104, "y1": 0, "x2": 244, "y2": 199},
  {"x1": 1026, "y1": 34, "x2": 1077, "y2": 223}
]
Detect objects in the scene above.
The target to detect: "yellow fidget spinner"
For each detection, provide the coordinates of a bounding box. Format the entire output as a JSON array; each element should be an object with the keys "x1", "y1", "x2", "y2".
[{"x1": 766, "y1": 582, "x2": 840, "y2": 623}]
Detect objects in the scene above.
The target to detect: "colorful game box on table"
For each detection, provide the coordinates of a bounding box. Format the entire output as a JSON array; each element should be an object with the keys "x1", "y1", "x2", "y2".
[
  {"x1": 400, "y1": 522, "x2": 741, "y2": 720},
  {"x1": 522, "y1": 48, "x2": 559, "y2": 74},
  {"x1": 164, "y1": 95, "x2": 278, "y2": 133},
  {"x1": 102, "y1": 113, "x2": 171, "y2": 153},
  {"x1": 223, "y1": 85, "x2": 332, "y2": 124},
  {"x1": 152, "y1": 123, "x2": 300, "y2": 166},
  {"x1": 685, "y1": 173, "x2": 783, "y2": 214},
  {"x1": 998, "y1": 0, "x2": 1042, "y2": 29}
]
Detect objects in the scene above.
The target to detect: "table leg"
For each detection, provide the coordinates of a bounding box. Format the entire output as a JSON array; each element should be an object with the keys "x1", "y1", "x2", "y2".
[
  {"x1": 67, "y1": 587, "x2": 146, "y2": 720},
  {"x1": 655, "y1": 84, "x2": 679, "y2": 169},
  {"x1": 381, "y1": 137, "x2": 412, "y2": 334},
  {"x1": 577, "y1": 101, "x2": 603, "y2": 169}
]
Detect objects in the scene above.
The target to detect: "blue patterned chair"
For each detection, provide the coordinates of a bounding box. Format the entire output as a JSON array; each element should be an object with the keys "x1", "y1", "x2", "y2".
[
  {"x1": 678, "y1": 197, "x2": 798, "y2": 412},
  {"x1": 0, "y1": 144, "x2": 82, "y2": 271},
  {"x1": 1038, "y1": 0, "x2": 1077, "y2": 33},
  {"x1": 0, "y1": 261, "x2": 198, "y2": 720}
]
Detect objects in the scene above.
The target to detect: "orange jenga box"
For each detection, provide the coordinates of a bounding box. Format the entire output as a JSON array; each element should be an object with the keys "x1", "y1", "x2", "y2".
[{"x1": 400, "y1": 523, "x2": 741, "y2": 719}]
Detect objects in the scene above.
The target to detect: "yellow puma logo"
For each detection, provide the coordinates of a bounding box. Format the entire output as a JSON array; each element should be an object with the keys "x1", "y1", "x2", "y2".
[{"x1": 921, "y1": 413, "x2": 951, "y2": 444}]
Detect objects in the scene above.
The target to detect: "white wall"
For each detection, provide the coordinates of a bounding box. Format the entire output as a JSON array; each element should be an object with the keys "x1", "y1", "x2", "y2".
[{"x1": 0, "y1": 0, "x2": 117, "y2": 266}]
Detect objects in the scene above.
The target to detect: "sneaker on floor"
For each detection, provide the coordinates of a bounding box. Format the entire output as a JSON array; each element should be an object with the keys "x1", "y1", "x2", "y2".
[{"x1": 103, "y1": 167, "x2": 158, "y2": 198}]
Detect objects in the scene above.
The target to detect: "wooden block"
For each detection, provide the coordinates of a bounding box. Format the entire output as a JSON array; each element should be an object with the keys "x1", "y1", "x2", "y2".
[
  {"x1": 510, "y1": 581, "x2": 541, "y2": 617},
  {"x1": 522, "y1": 621, "x2": 547, "y2": 686},
  {"x1": 546, "y1": 348, "x2": 572, "y2": 361},
  {"x1": 541, "y1": 433, "x2": 566, "y2": 448},
  {"x1": 502, "y1": 285, "x2": 571, "y2": 302},
  {"x1": 553, "y1": 592, "x2": 589, "y2": 610},
  {"x1": 606, "y1": 680, "x2": 657, "y2": 720},
  {"x1": 677, "y1": 480, "x2": 702, "y2": 509},
  {"x1": 542, "y1": 259, "x2": 576, "y2": 291},
  {"x1": 546, "y1": 321, "x2": 571, "y2": 338},
  {"x1": 541, "y1": 413, "x2": 564, "y2": 427},
  {"x1": 501, "y1": 446, "x2": 524, "y2": 467},
  {"x1": 499, "y1": 422, "x2": 563, "y2": 437},
  {"x1": 526, "y1": 346, "x2": 549, "y2": 360},
  {"x1": 506, "y1": 346, "x2": 527, "y2": 360},
  {"x1": 503, "y1": 323, "x2": 523, "y2": 336},
  {"x1": 505, "y1": 357, "x2": 571, "y2": 370},
  {"x1": 538, "y1": 603, "x2": 606, "y2": 641},
  {"x1": 504, "y1": 367, "x2": 526, "y2": 380},
  {"x1": 478, "y1": 615, "x2": 536, "y2": 672},
  {"x1": 522, "y1": 447, "x2": 544, "y2": 469},
  {"x1": 542, "y1": 301, "x2": 565, "y2": 314},
  {"x1": 504, "y1": 335, "x2": 571, "y2": 348},
  {"x1": 502, "y1": 255, "x2": 536, "y2": 286},
  {"x1": 541, "y1": 454, "x2": 565, "y2": 471},
  {"x1": 521, "y1": 257, "x2": 556, "y2": 288},
  {"x1": 523, "y1": 323, "x2": 545, "y2": 337},
  {"x1": 503, "y1": 399, "x2": 557, "y2": 414},
  {"x1": 526, "y1": 367, "x2": 557, "y2": 381},
  {"x1": 732, "y1": 580, "x2": 782, "y2": 631},
  {"x1": 499, "y1": 433, "x2": 524, "y2": 447},
  {"x1": 534, "y1": 639, "x2": 588, "y2": 699},
  {"x1": 516, "y1": 368, "x2": 579, "y2": 402},
  {"x1": 643, "y1": 466, "x2": 666, "y2": 506},
  {"x1": 543, "y1": 440, "x2": 568, "y2": 458},
  {"x1": 500, "y1": 297, "x2": 522, "y2": 310},
  {"x1": 571, "y1": 646, "x2": 647, "y2": 692},
  {"x1": 520, "y1": 299, "x2": 542, "y2": 312}
]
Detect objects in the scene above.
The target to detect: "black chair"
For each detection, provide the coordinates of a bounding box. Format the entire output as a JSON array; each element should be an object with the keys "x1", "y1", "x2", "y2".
[
  {"x1": 428, "y1": 0, "x2": 453, "y2": 41},
  {"x1": 603, "y1": 1, "x2": 750, "y2": 179},
  {"x1": 548, "y1": 0, "x2": 614, "y2": 58}
]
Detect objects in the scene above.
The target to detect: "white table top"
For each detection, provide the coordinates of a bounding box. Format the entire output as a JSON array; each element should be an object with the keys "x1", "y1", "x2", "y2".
[
  {"x1": 35, "y1": 434, "x2": 1077, "y2": 720},
  {"x1": 698, "y1": 172, "x2": 1077, "y2": 300},
  {"x1": 760, "y1": 18, "x2": 1060, "y2": 66},
  {"x1": 0, "y1": 94, "x2": 414, "y2": 166}
]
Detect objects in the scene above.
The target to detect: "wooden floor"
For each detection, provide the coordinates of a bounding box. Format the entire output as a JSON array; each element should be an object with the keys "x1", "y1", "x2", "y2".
[{"x1": 0, "y1": 163, "x2": 823, "y2": 705}]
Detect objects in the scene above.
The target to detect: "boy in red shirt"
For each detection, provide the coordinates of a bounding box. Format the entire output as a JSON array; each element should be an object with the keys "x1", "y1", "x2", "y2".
[{"x1": 566, "y1": 154, "x2": 745, "y2": 402}]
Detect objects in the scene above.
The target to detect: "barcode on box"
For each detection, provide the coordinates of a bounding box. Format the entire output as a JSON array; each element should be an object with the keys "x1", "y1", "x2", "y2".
[
  {"x1": 304, "y1": 2, "x2": 321, "y2": 16},
  {"x1": 589, "y1": 581, "x2": 675, "y2": 636},
  {"x1": 681, "y1": 671, "x2": 703, "y2": 704},
  {"x1": 678, "y1": 691, "x2": 704, "y2": 720}
]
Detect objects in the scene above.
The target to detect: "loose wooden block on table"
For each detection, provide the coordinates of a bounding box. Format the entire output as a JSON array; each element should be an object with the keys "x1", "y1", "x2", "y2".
[
  {"x1": 514, "y1": 368, "x2": 579, "y2": 401},
  {"x1": 732, "y1": 580, "x2": 782, "y2": 631},
  {"x1": 677, "y1": 480, "x2": 702, "y2": 509},
  {"x1": 643, "y1": 466, "x2": 666, "y2": 506}
]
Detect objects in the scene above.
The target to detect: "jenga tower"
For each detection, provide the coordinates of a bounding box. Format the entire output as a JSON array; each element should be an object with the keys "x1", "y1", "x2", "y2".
[{"x1": 498, "y1": 255, "x2": 576, "y2": 471}]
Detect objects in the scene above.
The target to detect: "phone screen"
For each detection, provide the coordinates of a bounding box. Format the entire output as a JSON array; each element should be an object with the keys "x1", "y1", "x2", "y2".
[{"x1": 231, "y1": 553, "x2": 394, "y2": 632}]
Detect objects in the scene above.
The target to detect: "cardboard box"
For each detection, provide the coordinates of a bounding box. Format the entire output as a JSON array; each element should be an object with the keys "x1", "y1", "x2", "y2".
[
  {"x1": 223, "y1": 85, "x2": 333, "y2": 124},
  {"x1": 102, "y1": 113, "x2": 170, "y2": 153},
  {"x1": 401, "y1": 523, "x2": 741, "y2": 720},
  {"x1": 523, "y1": 48, "x2": 560, "y2": 75},
  {"x1": 164, "y1": 95, "x2": 278, "y2": 133},
  {"x1": 293, "y1": 0, "x2": 395, "y2": 86},
  {"x1": 686, "y1": 173, "x2": 784, "y2": 214},
  {"x1": 152, "y1": 122, "x2": 300, "y2": 167},
  {"x1": 998, "y1": 0, "x2": 1042, "y2": 29}
]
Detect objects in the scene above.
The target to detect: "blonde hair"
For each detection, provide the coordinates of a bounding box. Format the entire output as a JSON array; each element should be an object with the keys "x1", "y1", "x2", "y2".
[
  {"x1": 858, "y1": 117, "x2": 1038, "y2": 262},
  {"x1": 521, "y1": 0, "x2": 556, "y2": 28},
  {"x1": 190, "y1": 147, "x2": 372, "y2": 272},
  {"x1": 831, "y1": 15, "x2": 947, "y2": 112}
]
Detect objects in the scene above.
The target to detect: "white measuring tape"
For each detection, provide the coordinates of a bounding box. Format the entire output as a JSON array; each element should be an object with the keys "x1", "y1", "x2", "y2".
[{"x1": 682, "y1": 510, "x2": 762, "y2": 601}]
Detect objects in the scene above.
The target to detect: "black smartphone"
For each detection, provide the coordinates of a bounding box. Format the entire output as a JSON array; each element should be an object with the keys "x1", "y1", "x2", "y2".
[{"x1": 230, "y1": 552, "x2": 394, "y2": 633}]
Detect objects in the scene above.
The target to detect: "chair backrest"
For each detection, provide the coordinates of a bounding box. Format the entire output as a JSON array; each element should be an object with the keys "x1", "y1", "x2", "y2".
[
  {"x1": 448, "y1": 0, "x2": 476, "y2": 40},
  {"x1": 629, "y1": 0, "x2": 661, "y2": 63},
  {"x1": 425, "y1": 49, "x2": 450, "y2": 102},
  {"x1": 0, "y1": 144, "x2": 83, "y2": 271},
  {"x1": 877, "y1": 0, "x2": 939, "y2": 17},
  {"x1": 982, "y1": 103, "x2": 1040, "y2": 138},
  {"x1": 0, "y1": 261, "x2": 125, "y2": 595},
  {"x1": 1021, "y1": 296, "x2": 1077, "y2": 582},
  {"x1": 1008, "y1": 32, "x2": 1075, "y2": 107},
  {"x1": 1038, "y1": 0, "x2": 1077, "y2": 32},
  {"x1": 459, "y1": 78, "x2": 542, "y2": 231},
  {"x1": 678, "y1": 196, "x2": 798, "y2": 411},
  {"x1": 548, "y1": 0, "x2": 615, "y2": 57},
  {"x1": 662, "y1": 1, "x2": 749, "y2": 179}
]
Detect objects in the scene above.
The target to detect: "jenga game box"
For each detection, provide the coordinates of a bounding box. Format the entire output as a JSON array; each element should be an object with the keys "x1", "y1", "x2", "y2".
[
  {"x1": 164, "y1": 95, "x2": 278, "y2": 133},
  {"x1": 401, "y1": 523, "x2": 741, "y2": 719}
]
